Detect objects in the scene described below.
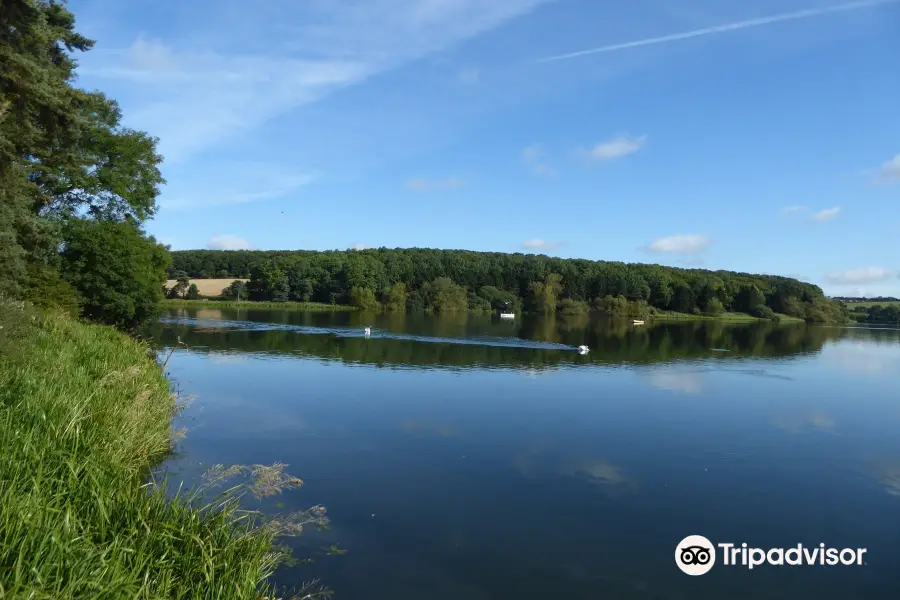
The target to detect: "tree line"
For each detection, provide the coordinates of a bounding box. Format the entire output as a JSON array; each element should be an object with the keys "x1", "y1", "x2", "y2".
[
  {"x1": 850, "y1": 304, "x2": 900, "y2": 324},
  {"x1": 168, "y1": 249, "x2": 849, "y2": 322},
  {"x1": 1, "y1": 0, "x2": 170, "y2": 330}
]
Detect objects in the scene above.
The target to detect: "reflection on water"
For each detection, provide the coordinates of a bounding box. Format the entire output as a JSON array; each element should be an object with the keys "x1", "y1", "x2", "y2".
[{"x1": 148, "y1": 308, "x2": 900, "y2": 599}]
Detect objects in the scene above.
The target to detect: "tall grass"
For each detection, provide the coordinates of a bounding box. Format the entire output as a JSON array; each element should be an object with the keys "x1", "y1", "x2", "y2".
[{"x1": 0, "y1": 300, "x2": 327, "y2": 599}]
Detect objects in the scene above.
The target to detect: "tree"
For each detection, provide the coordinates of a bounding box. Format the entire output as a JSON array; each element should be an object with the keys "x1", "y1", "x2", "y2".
[
  {"x1": 350, "y1": 286, "x2": 380, "y2": 311},
  {"x1": 704, "y1": 297, "x2": 724, "y2": 315},
  {"x1": 383, "y1": 282, "x2": 407, "y2": 312},
  {"x1": 60, "y1": 219, "x2": 170, "y2": 329},
  {"x1": 221, "y1": 280, "x2": 248, "y2": 301},
  {"x1": 736, "y1": 284, "x2": 766, "y2": 314},
  {"x1": 171, "y1": 274, "x2": 190, "y2": 298},
  {"x1": 1, "y1": 1, "x2": 164, "y2": 307},
  {"x1": 527, "y1": 273, "x2": 562, "y2": 314},
  {"x1": 185, "y1": 283, "x2": 200, "y2": 300},
  {"x1": 422, "y1": 277, "x2": 468, "y2": 312}
]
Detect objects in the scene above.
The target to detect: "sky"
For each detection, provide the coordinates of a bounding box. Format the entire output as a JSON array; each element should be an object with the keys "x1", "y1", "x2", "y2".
[{"x1": 69, "y1": 0, "x2": 900, "y2": 297}]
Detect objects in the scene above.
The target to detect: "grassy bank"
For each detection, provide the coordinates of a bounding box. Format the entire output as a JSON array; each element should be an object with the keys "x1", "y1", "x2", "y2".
[
  {"x1": 0, "y1": 301, "x2": 322, "y2": 599},
  {"x1": 165, "y1": 298, "x2": 357, "y2": 311},
  {"x1": 648, "y1": 310, "x2": 805, "y2": 324}
]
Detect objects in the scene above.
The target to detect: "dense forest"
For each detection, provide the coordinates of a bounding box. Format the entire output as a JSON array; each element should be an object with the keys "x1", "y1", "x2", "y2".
[{"x1": 168, "y1": 249, "x2": 849, "y2": 322}]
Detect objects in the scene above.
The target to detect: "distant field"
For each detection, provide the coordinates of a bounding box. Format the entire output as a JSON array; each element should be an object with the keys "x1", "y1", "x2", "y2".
[
  {"x1": 164, "y1": 278, "x2": 248, "y2": 297},
  {"x1": 844, "y1": 301, "x2": 900, "y2": 309}
]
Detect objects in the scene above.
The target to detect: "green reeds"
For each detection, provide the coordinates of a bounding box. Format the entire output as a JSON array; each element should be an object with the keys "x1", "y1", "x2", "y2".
[{"x1": 0, "y1": 301, "x2": 327, "y2": 599}]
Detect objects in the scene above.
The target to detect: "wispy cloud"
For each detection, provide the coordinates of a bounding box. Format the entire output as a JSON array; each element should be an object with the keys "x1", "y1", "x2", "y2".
[
  {"x1": 824, "y1": 266, "x2": 896, "y2": 285},
  {"x1": 522, "y1": 144, "x2": 554, "y2": 175},
  {"x1": 812, "y1": 207, "x2": 841, "y2": 222},
  {"x1": 458, "y1": 66, "x2": 481, "y2": 84},
  {"x1": 580, "y1": 135, "x2": 646, "y2": 161},
  {"x1": 78, "y1": 1, "x2": 547, "y2": 163},
  {"x1": 160, "y1": 167, "x2": 315, "y2": 210},
  {"x1": 206, "y1": 235, "x2": 254, "y2": 250},
  {"x1": 781, "y1": 205, "x2": 808, "y2": 213},
  {"x1": 644, "y1": 234, "x2": 710, "y2": 254},
  {"x1": 875, "y1": 154, "x2": 900, "y2": 182},
  {"x1": 537, "y1": 0, "x2": 900, "y2": 62},
  {"x1": 522, "y1": 238, "x2": 563, "y2": 251},
  {"x1": 350, "y1": 243, "x2": 374, "y2": 250},
  {"x1": 406, "y1": 178, "x2": 465, "y2": 191}
]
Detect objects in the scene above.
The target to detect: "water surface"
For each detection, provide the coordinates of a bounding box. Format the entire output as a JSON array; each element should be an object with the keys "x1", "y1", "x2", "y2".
[{"x1": 147, "y1": 308, "x2": 900, "y2": 599}]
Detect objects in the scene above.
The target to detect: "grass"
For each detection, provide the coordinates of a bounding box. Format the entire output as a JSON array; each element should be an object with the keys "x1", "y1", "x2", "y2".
[
  {"x1": 165, "y1": 298, "x2": 358, "y2": 311},
  {"x1": 649, "y1": 310, "x2": 805, "y2": 324},
  {"x1": 165, "y1": 278, "x2": 249, "y2": 297},
  {"x1": 0, "y1": 300, "x2": 328, "y2": 599}
]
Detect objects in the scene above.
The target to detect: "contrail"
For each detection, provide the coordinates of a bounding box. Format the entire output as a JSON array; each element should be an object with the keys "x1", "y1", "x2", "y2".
[{"x1": 537, "y1": 0, "x2": 899, "y2": 63}]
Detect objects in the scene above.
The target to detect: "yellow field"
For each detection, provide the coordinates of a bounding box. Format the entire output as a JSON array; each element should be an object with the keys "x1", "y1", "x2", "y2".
[{"x1": 164, "y1": 278, "x2": 248, "y2": 297}]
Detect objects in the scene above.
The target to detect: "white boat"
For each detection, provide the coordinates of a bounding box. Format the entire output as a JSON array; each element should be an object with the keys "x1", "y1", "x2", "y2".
[
  {"x1": 500, "y1": 312, "x2": 515, "y2": 319},
  {"x1": 632, "y1": 319, "x2": 645, "y2": 325}
]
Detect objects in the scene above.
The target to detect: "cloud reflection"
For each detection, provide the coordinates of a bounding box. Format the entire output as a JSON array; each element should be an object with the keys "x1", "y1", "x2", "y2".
[
  {"x1": 773, "y1": 412, "x2": 836, "y2": 434},
  {"x1": 645, "y1": 370, "x2": 703, "y2": 395},
  {"x1": 207, "y1": 352, "x2": 249, "y2": 365},
  {"x1": 515, "y1": 444, "x2": 635, "y2": 493}
]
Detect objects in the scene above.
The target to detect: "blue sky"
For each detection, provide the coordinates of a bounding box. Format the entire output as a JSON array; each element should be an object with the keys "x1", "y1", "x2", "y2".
[{"x1": 70, "y1": 0, "x2": 899, "y2": 296}]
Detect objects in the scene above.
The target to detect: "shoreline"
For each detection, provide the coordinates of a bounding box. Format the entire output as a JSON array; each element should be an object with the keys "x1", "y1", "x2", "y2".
[
  {"x1": 163, "y1": 299, "x2": 808, "y2": 324},
  {"x1": 0, "y1": 301, "x2": 307, "y2": 598}
]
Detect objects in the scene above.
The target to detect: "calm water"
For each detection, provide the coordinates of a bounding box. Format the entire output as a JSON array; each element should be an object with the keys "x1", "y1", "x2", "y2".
[{"x1": 146, "y1": 308, "x2": 900, "y2": 599}]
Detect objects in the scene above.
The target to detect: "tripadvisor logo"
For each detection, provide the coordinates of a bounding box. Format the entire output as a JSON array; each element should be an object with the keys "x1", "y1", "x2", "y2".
[{"x1": 675, "y1": 535, "x2": 868, "y2": 576}]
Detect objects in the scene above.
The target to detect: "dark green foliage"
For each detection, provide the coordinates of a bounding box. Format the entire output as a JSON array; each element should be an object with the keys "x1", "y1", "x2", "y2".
[
  {"x1": 383, "y1": 282, "x2": 407, "y2": 311},
  {"x1": 851, "y1": 304, "x2": 900, "y2": 323},
  {"x1": 185, "y1": 283, "x2": 200, "y2": 300},
  {"x1": 705, "y1": 297, "x2": 724, "y2": 316},
  {"x1": 350, "y1": 286, "x2": 380, "y2": 311},
  {"x1": 1, "y1": 0, "x2": 166, "y2": 325},
  {"x1": 168, "y1": 248, "x2": 847, "y2": 322},
  {"x1": 422, "y1": 277, "x2": 468, "y2": 312},
  {"x1": 751, "y1": 305, "x2": 776, "y2": 320},
  {"x1": 558, "y1": 298, "x2": 589, "y2": 315},
  {"x1": 221, "y1": 279, "x2": 248, "y2": 301},
  {"x1": 60, "y1": 219, "x2": 170, "y2": 329},
  {"x1": 21, "y1": 262, "x2": 80, "y2": 314}
]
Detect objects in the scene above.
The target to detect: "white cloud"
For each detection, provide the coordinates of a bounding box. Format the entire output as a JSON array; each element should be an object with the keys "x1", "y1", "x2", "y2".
[
  {"x1": 811, "y1": 207, "x2": 841, "y2": 222},
  {"x1": 522, "y1": 238, "x2": 562, "y2": 251},
  {"x1": 645, "y1": 234, "x2": 710, "y2": 254},
  {"x1": 206, "y1": 235, "x2": 254, "y2": 250},
  {"x1": 458, "y1": 66, "x2": 480, "y2": 84},
  {"x1": 582, "y1": 135, "x2": 646, "y2": 160},
  {"x1": 781, "y1": 205, "x2": 808, "y2": 213},
  {"x1": 823, "y1": 267, "x2": 896, "y2": 285},
  {"x1": 351, "y1": 243, "x2": 374, "y2": 250},
  {"x1": 77, "y1": 1, "x2": 546, "y2": 164},
  {"x1": 159, "y1": 164, "x2": 316, "y2": 209},
  {"x1": 876, "y1": 154, "x2": 900, "y2": 182},
  {"x1": 522, "y1": 144, "x2": 554, "y2": 175},
  {"x1": 406, "y1": 178, "x2": 465, "y2": 191}
]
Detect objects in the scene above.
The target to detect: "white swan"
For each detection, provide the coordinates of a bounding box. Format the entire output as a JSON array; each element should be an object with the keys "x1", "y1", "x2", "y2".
[
  {"x1": 364, "y1": 327, "x2": 371, "y2": 337},
  {"x1": 577, "y1": 345, "x2": 589, "y2": 355}
]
